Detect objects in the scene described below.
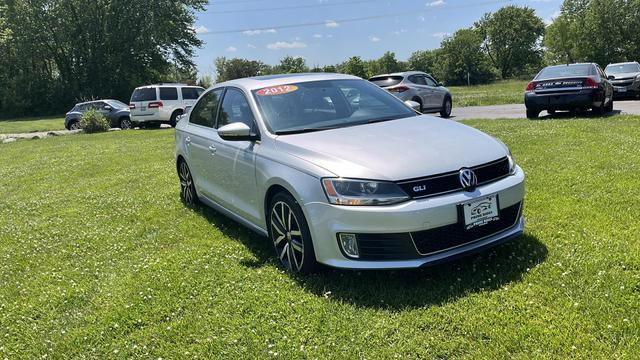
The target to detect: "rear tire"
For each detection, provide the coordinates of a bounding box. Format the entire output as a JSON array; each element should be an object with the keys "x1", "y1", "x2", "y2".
[
  {"x1": 605, "y1": 99, "x2": 614, "y2": 113},
  {"x1": 526, "y1": 109, "x2": 539, "y2": 119},
  {"x1": 178, "y1": 160, "x2": 199, "y2": 207},
  {"x1": 440, "y1": 97, "x2": 452, "y2": 118},
  {"x1": 169, "y1": 110, "x2": 183, "y2": 128},
  {"x1": 268, "y1": 192, "x2": 318, "y2": 274},
  {"x1": 69, "y1": 121, "x2": 81, "y2": 130}
]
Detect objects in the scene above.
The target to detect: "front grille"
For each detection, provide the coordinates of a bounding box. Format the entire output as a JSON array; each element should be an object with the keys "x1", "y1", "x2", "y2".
[
  {"x1": 398, "y1": 157, "x2": 510, "y2": 199},
  {"x1": 613, "y1": 80, "x2": 634, "y2": 87},
  {"x1": 352, "y1": 202, "x2": 522, "y2": 261},
  {"x1": 412, "y1": 202, "x2": 522, "y2": 255}
]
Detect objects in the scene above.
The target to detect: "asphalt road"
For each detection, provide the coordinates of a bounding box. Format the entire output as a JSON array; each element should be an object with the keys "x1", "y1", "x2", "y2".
[{"x1": 449, "y1": 99, "x2": 640, "y2": 121}]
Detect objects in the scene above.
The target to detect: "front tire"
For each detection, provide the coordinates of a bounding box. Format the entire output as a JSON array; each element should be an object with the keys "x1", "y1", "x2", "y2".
[
  {"x1": 178, "y1": 160, "x2": 198, "y2": 207},
  {"x1": 120, "y1": 117, "x2": 132, "y2": 130},
  {"x1": 440, "y1": 97, "x2": 452, "y2": 118},
  {"x1": 69, "y1": 121, "x2": 81, "y2": 130},
  {"x1": 268, "y1": 192, "x2": 318, "y2": 274}
]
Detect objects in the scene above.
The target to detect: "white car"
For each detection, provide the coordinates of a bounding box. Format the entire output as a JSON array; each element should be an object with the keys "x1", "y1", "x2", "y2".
[
  {"x1": 175, "y1": 73, "x2": 525, "y2": 273},
  {"x1": 129, "y1": 84, "x2": 204, "y2": 128}
]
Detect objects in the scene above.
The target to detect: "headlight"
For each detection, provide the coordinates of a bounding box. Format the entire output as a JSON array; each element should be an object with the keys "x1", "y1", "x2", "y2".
[
  {"x1": 321, "y1": 178, "x2": 410, "y2": 206},
  {"x1": 507, "y1": 150, "x2": 517, "y2": 175},
  {"x1": 636, "y1": 75, "x2": 640, "y2": 82}
]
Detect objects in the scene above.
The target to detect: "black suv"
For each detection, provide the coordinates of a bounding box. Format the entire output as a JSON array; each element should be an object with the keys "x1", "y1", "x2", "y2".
[{"x1": 65, "y1": 100, "x2": 132, "y2": 130}]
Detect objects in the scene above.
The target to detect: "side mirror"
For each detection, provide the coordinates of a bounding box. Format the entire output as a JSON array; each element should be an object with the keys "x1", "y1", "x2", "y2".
[
  {"x1": 104, "y1": 105, "x2": 112, "y2": 111},
  {"x1": 218, "y1": 122, "x2": 259, "y2": 141},
  {"x1": 404, "y1": 100, "x2": 422, "y2": 112}
]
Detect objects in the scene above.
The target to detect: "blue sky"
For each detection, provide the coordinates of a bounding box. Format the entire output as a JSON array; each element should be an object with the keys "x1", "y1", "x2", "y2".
[{"x1": 193, "y1": 0, "x2": 562, "y2": 76}]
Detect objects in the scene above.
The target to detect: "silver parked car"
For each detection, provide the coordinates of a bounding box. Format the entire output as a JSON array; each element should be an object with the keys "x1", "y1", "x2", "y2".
[
  {"x1": 604, "y1": 61, "x2": 640, "y2": 98},
  {"x1": 369, "y1": 71, "x2": 453, "y2": 117},
  {"x1": 175, "y1": 73, "x2": 524, "y2": 273}
]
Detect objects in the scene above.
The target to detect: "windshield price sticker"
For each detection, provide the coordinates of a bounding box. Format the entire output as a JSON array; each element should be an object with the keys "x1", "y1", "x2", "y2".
[{"x1": 256, "y1": 85, "x2": 298, "y2": 96}]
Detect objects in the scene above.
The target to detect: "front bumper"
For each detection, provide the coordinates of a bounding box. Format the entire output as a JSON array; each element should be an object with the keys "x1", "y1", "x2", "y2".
[
  {"x1": 611, "y1": 80, "x2": 640, "y2": 97},
  {"x1": 525, "y1": 89, "x2": 602, "y2": 111},
  {"x1": 304, "y1": 167, "x2": 525, "y2": 269}
]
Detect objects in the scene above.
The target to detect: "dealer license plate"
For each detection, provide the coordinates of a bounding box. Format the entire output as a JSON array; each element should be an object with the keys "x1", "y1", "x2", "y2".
[
  {"x1": 462, "y1": 195, "x2": 500, "y2": 230},
  {"x1": 615, "y1": 87, "x2": 627, "y2": 93}
]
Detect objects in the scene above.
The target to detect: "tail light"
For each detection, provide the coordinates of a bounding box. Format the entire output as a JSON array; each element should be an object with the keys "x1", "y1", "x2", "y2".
[
  {"x1": 148, "y1": 101, "x2": 164, "y2": 109},
  {"x1": 525, "y1": 82, "x2": 536, "y2": 93},
  {"x1": 583, "y1": 77, "x2": 599, "y2": 89},
  {"x1": 129, "y1": 104, "x2": 136, "y2": 109},
  {"x1": 388, "y1": 86, "x2": 409, "y2": 93}
]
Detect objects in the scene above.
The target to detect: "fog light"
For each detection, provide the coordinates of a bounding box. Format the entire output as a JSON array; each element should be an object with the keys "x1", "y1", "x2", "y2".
[{"x1": 338, "y1": 233, "x2": 359, "y2": 258}]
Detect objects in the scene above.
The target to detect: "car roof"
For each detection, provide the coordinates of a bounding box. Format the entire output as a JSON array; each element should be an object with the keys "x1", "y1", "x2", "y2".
[
  {"x1": 369, "y1": 71, "x2": 427, "y2": 79},
  {"x1": 134, "y1": 84, "x2": 204, "y2": 89},
  {"x1": 606, "y1": 61, "x2": 640, "y2": 66},
  {"x1": 544, "y1": 63, "x2": 596, "y2": 69},
  {"x1": 211, "y1": 72, "x2": 362, "y2": 91},
  {"x1": 76, "y1": 99, "x2": 118, "y2": 106}
]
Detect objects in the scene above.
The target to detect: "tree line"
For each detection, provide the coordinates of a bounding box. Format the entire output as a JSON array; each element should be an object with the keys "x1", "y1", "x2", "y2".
[{"x1": 2, "y1": 1, "x2": 640, "y2": 118}]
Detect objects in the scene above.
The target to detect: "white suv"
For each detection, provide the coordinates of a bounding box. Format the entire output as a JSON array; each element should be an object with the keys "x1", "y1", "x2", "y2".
[{"x1": 129, "y1": 84, "x2": 205, "y2": 127}]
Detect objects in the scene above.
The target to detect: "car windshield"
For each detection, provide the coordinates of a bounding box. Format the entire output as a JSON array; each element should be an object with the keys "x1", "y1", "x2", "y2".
[
  {"x1": 369, "y1": 76, "x2": 404, "y2": 87},
  {"x1": 105, "y1": 100, "x2": 128, "y2": 109},
  {"x1": 536, "y1": 65, "x2": 595, "y2": 80},
  {"x1": 252, "y1": 79, "x2": 416, "y2": 135},
  {"x1": 605, "y1": 63, "x2": 640, "y2": 74}
]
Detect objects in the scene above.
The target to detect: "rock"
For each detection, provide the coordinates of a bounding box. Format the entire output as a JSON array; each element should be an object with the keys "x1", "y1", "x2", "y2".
[{"x1": 2, "y1": 138, "x2": 17, "y2": 144}]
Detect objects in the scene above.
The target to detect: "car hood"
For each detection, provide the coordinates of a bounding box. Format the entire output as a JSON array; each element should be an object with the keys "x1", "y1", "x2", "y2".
[{"x1": 274, "y1": 115, "x2": 508, "y2": 181}]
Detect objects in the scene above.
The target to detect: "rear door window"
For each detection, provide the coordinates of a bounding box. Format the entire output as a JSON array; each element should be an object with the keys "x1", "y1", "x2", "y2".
[
  {"x1": 131, "y1": 88, "x2": 157, "y2": 102},
  {"x1": 182, "y1": 87, "x2": 203, "y2": 100},
  {"x1": 369, "y1": 76, "x2": 404, "y2": 87},
  {"x1": 160, "y1": 87, "x2": 179, "y2": 101},
  {"x1": 190, "y1": 89, "x2": 223, "y2": 128},
  {"x1": 217, "y1": 88, "x2": 256, "y2": 129}
]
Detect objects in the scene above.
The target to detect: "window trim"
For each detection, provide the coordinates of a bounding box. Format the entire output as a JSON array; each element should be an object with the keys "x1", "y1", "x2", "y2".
[
  {"x1": 215, "y1": 86, "x2": 260, "y2": 139},
  {"x1": 188, "y1": 87, "x2": 224, "y2": 129}
]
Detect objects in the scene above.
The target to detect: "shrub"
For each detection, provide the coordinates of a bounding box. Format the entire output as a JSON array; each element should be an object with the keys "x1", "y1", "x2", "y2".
[{"x1": 80, "y1": 110, "x2": 110, "y2": 133}]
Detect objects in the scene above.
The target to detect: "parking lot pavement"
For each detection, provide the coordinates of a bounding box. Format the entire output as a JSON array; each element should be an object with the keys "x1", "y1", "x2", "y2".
[{"x1": 448, "y1": 99, "x2": 640, "y2": 120}]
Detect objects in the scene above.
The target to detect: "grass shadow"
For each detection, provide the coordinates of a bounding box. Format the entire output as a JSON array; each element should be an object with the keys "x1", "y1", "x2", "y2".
[
  {"x1": 194, "y1": 203, "x2": 547, "y2": 310},
  {"x1": 539, "y1": 109, "x2": 621, "y2": 120}
]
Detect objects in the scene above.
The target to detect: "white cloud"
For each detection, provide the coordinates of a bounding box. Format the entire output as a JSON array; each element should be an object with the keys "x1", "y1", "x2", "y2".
[
  {"x1": 369, "y1": 36, "x2": 381, "y2": 42},
  {"x1": 325, "y1": 20, "x2": 340, "y2": 28},
  {"x1": 194, "y1": 26, "x2": 209, "y2": 34},
  {"x1": 225, "y1": 46, "x2": 237, "y2": 52},
  {"x1": 545, "y1": 10, "x2": 561, "y2": 25},
  {"x1": 432, "y1": 32, "x2": 450, "y2": 38},
  {"x1": 247, "y1": 44, "x2": 256, "y2": 49},
  {"x1": 393, "y1": 29, "x2": 408, "y2": 35},
  {"x1": 313, "y1": 34, "x2": 323, "y2": 38},
  {"x1": 266, "y1": 41, "x2": 308, "y2": 50},
  {"x1": 427, "y1": 0, "x2": 445, "y2": 6},
  {"x1": 242, "y1": 29, "x2": 277, "y2": 36}
]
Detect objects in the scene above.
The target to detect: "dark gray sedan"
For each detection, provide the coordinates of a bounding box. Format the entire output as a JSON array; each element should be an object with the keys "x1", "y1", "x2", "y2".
[{"x1": 65, "y1": 100, "x2": 132, "y2": 130}]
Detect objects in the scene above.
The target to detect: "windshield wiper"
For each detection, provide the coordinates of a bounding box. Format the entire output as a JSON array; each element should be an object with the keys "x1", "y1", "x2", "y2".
[{"x1": 275, "y1": 125, "x2": 341, "y2": 135}]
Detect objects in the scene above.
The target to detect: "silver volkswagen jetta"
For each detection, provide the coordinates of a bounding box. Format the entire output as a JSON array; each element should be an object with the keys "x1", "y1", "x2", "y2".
[{"x1": 175, "y1": 73, "x2": 525, "y2": 273}]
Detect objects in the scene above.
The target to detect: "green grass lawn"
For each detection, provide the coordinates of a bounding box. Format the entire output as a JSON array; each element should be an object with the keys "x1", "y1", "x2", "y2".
[
  {"x1": 450, "y1": 80, "x2": 528, "y2": 107},
  {"x1": 0, "y1": 116, "x2": 66, "y2": 134},
  {"x1": 0, "y1": 118, "x2": 638, "y2": 358}
]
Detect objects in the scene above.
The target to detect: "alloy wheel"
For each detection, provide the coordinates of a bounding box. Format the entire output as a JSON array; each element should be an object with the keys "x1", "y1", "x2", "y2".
[
  {"x1": 179, "y1": 161, "x2": 196, "y2": 206},
  {"x1": 70, "y1": 122, "x2": 81, "y2": 130},
  {"x1": 270, "y1": 201, "x2": 305, "y2": 272},
  {"x1": 121, "y1": 118, "x2": 132, "y2": 130}
]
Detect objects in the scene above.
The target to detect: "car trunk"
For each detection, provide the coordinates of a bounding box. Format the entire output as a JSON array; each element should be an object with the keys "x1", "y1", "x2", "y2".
[{"x1": 531, "y1": 77, "x2": 593, "y2": 94}]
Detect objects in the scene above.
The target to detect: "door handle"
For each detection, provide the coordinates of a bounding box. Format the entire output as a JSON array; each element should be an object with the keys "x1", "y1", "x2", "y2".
[
  {"x1": 208, "y1": 145, "x2": 217, "y2": 155},
  {"x1": 185, "y1": 136, "x2": 191, "y2": 146}
]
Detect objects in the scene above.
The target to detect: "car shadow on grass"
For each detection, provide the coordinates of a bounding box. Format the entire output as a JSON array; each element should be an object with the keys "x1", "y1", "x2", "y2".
[
  {"x1": 196, "y1": 205, "x2": 547, "y2": 310},
  {"x1": 538, "y1": 109, "x2": 621, "y2": 120}
]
